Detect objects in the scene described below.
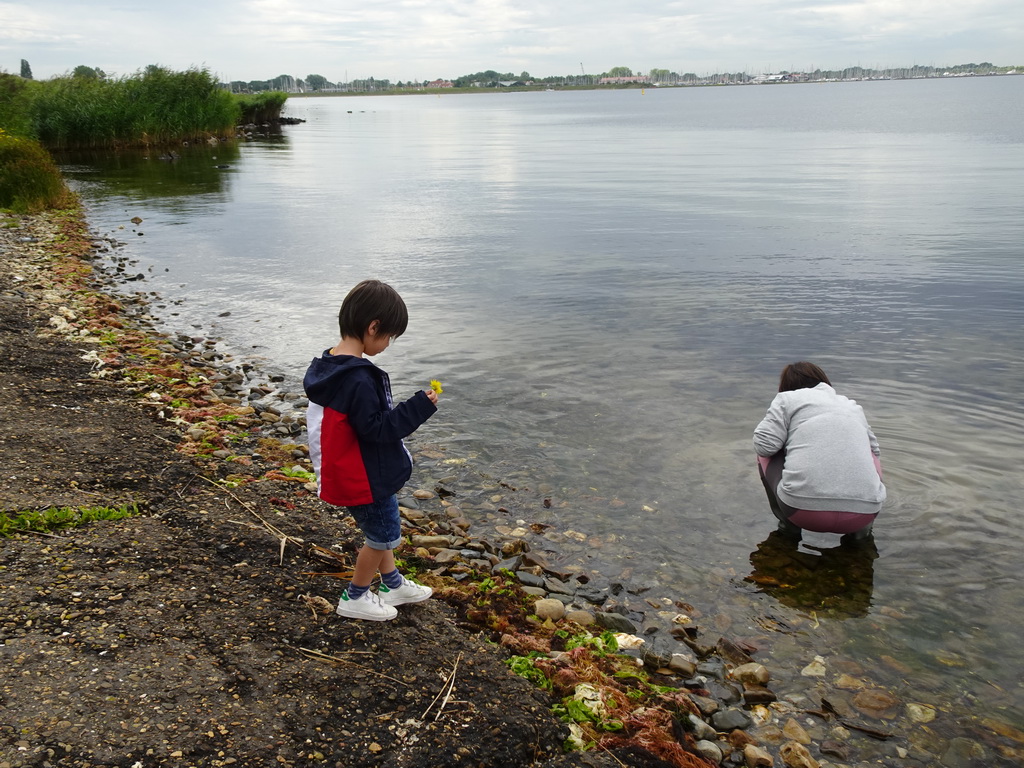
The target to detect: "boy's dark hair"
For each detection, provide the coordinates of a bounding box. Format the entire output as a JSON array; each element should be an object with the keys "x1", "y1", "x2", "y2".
[
  {"x1": 778, "y1": 361, "x2": 831, "y2": 392},
  {"x1": 338, "y1": 279, "x2": 408, "y2": 340}
]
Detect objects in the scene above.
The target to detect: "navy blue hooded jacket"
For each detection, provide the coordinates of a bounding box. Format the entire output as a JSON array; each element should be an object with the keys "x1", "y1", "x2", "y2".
[{"x1": 304, "y1": 352, "x2": 436, "y2": 507}]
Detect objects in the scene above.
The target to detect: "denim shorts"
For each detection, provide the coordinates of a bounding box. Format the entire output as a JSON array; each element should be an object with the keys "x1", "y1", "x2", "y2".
[{"x1": 347, "y1": 494, "x2": 402, "y2": 550}]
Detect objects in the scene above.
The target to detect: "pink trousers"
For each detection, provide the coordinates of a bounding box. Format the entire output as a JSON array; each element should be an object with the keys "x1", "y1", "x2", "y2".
[{"x1": 757, "y1": 454, "x2": 881, "y2": 535}]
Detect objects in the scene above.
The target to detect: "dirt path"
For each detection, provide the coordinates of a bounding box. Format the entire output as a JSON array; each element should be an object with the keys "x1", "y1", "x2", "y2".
[{"x1": 0, "y1": 211, "x2": 640, "y2": 768}]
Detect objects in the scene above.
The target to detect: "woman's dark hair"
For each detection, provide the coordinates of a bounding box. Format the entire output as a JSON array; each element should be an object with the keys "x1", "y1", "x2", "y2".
[
  {"x1": 338, "y1": 279, "x2": 408, "y2": 340},
  {"x1": 778, "y1": 361, "x2": 831, "y2": 392}
]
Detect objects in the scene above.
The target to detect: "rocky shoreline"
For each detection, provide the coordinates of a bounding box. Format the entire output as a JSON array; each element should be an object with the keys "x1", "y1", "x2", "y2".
[{"x1": 2, "y1": 207, "x2": 1016, "y2": 768}]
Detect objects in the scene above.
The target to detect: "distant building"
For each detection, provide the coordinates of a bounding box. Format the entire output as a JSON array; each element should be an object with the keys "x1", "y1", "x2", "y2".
[
  {"x1": 427, "y1": 79, "x2": 454, "y2": 88},
  {"x1": 598, "y1": 76, "x2": 650, "y2": 85}
]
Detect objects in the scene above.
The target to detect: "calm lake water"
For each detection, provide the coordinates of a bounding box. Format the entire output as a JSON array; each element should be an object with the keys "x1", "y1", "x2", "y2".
[{"x1": 62, "y1": 77, "x2": 1024, "y2": 760}]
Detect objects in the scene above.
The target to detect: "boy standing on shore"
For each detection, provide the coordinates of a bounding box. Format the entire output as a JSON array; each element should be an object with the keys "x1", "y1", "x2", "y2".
[{"x1": 304, "y1": 280, "x2": 439, "y2": 621}]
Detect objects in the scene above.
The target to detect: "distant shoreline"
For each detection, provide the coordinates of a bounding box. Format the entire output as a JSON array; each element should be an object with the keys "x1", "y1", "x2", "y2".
[{"x1": 282, "y1": 70, "x2": 1022, "y2": 99}]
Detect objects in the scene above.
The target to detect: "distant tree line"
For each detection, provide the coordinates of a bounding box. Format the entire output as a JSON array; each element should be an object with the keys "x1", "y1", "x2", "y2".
[
  {"x1": 219, "y1": 60, "x2": 1019, "y2": 94},
  {"x1": 9, "y1": 58, "x2": 1018, "y2": 96}
]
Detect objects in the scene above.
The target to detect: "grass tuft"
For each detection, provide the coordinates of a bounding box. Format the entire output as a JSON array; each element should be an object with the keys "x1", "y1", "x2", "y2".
[
  {"x1": 0, "y1": 503, "x2": 141, "y2": 537},
  {"x1": 236, "y1": 91, "x2": 288, "y2": 124},
  {"x1": 0, "y1": 128, "x2": 72, "y2": 212}
]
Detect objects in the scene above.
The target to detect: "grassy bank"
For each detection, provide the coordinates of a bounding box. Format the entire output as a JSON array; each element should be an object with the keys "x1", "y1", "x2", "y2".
[
  {"x1": 0, "y1": 127, "x2": 71, "y2": 213},
  {"x1": 0, "y1": 68, "x2": 289, "y2": 150},
  {"x1": 27, "y1": 66, "x2": 239, "y2": 149},
  {"x1": 0, "y1": 66, "x2": 288, "y2": 213}
]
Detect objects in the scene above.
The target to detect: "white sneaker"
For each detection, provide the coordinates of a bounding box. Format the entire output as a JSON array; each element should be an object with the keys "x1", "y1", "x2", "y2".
[
  {"x1": 336, "y1": 589, "x2": 398, "y2": 621},
  {"x1": 378, "y1": 577, "x2": 433, "y2": 606}
]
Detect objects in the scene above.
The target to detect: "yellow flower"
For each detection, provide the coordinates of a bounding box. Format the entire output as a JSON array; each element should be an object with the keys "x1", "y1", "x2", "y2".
[{"x1": 429, "y1": 379, "x2": 443, "y2": 394}]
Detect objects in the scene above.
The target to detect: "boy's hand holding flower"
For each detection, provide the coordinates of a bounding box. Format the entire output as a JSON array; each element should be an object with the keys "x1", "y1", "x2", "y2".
[{"x1": 425, "y1": 379, "x2": 443, "y2": 405}]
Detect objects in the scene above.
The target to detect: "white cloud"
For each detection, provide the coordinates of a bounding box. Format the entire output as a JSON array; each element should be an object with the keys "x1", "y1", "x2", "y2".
[{"x1": 1, "y1": 0, "x2": 1021, "y2": 82}]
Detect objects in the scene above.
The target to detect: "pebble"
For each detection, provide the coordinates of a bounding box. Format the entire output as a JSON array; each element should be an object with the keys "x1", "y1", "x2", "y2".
[
  {"x1": 533, "y1": 599, "x2": 565, "y2": 621},
  {"x1": 779, "y1": 741, "x2": 818, "y2": 768},
  {"x1": 564, "y1": 609, "x2": 595, "y2": 625},
  {"x1": 905, "y1": 702, "x2": 936, "y2": 723},
  {"x1": 695, "y1": 739, "x2": 723, "y2": 763},
  {"x1": 940, "y1": 737, "x2": 985, "y2": 768},
  {"x1": 731, "y1": 662, "x2": 770, "y2": 685},
  {"x1": 594, "y1": 612, "x2": 636, "y2": 633},
  {"x1": 713, "y1": 707, "x2": 753, "y2": 732},
  {"x1": 781, "y1": 718, "x2": 811, "y2": 744},
  {"x1": 687, "y1": 713, "x2": 717, "y2": 741},
  {"x1": 669, "y1": 653, "x2": 696, "y2": 677},
  {"x1": 800, "y1": 656, "x2": 827, "y2": 677},
  {"x1": 852, "y1": 688, "x2": 900, "y2": 719},
  {"x1": 743, "y1": 743, "x2": 774, "y2": 767}
]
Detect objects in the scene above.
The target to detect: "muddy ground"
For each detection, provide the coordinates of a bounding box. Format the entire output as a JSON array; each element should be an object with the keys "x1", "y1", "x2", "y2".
[{"x1": 0, "y1": 211, "x2": 656, "y2": 768}]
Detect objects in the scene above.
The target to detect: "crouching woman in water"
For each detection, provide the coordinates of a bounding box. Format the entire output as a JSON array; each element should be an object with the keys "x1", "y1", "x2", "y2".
[{"x1": 753, "y1": 362, "x2": 886, "y2": 540}]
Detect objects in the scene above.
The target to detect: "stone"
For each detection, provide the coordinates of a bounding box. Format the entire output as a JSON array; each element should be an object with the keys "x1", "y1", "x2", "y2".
[
  {"x1": 516, "y1": 571, "x2": 546, "y2": 589},
  {"x1": 706, "y1": 680, "x2": 742, "y2": 705},
  {"x1": 501, "y1": 539, "x2": 528, "y2": 556},
  {"x1": 594, "y1": 612, "x2": 637, "y2": 633},
  {"x1": 743, "y1": 744, "x2": 774, "y2": 767},
  {"x1": 940, "y1": 737, "x2": 985, "y2": 768},
  {"x1": 713, "y1": 707, "x2": 753, "y2": 732},
  {"x1": 432, "y1": 549, "x2": 462, "y2": 564},
  {"x1": 688, "y1": 694, "x2": 720, "y2": 716},
  {"x1": 834, "y1": 673, "x2": 866, "y2": 690},
  {"x1": 731, "y1": 662, "x2": 770, "y2": 685},
  {"x1": 753, "y1": 725, "x2": 783, "y2": 745},
  {"x1": 520, "y1": 586, "x2": 547, "y2": 598},
  {"x1": 412, "y1": 489, "x2": 434, "y2": 499},
  {"x1": 743, "y1": 683, "x2": 777, "y2": 705},
  {"x1": 852, "y1": 688, "x2": 900, "y2": 719},
  {"x1": 779, "y1": 741, "x2": 818, "y2": 768},
  {"x1": 781, "y1": 719, "x2": 811, "y2": 745},
  {"x1": 695, "y1": 740, "x2": 723, "y2": 764},
  {"x1": 493, "y1": 555, "x2": 522, "y2": 573},
  {"x1": 800, "y1": 656, "x2": 826, "y2": 677},
  {"x1": 574, "y1": 587, "x2": 608, "y2": 606},
  {"x1": 669, "y1": 653, "x2": 696, "y2": 677},
  {"x1": 533, "y1": 599, "x2": 565, "y2": 621},
  {"x1": 717, "y1": 637, "x2": 755, "y2": 666},
  {"x1": 687, "y1": 714, "x2": 717, "y2": 741},
  {"x1": 544, "y1": 577, "x2": 575, "y2": 596},
  {"x1": 818, "y1": 741, "x2": 848, "y2": 760},
  {"x1": 906, "y1": 702, "x2": 936, "y2": 723},
  {"x1": 728, "y1": 730, "x2": 757, "y2": 749},
  {"x1": 698, "y1": 658, "x2": 725, "y2": 678},
  {"x1": 564, "y1": 610, "x2": 595, "y2": 625},
  {"x1": 521, "y1": 552, "x2": 550, "y2": 569},
  {"x1": 410, "y1": 535, "x2": 451, "y2": 548}
]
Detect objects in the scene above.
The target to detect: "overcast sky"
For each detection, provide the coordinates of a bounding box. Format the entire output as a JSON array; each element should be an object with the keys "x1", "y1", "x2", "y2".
[{"x1": 2, "y1": 0, "x2": 1022, "y2": 83}]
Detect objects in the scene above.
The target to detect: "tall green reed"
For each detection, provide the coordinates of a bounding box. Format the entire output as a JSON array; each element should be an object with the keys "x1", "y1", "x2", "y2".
[
  {"x1": 0, "y1": 73, "x2": 36, "y2": 137},
  {"x1": 236, "y1": 92, "x2": 288, "y2": 124},
  {"x1": 31, "y1": 66, "x2": 241, "y2": 150}
]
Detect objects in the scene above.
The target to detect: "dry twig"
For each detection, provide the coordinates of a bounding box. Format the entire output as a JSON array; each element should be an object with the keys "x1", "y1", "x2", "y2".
[
  {"x1": 296, "y1": 646, "x2": 408, "y2": 686},
  {"x1": 201, "y1": 475, "x2": 304, "y2": 552},
  {"x1": 422, "y1": 652, "x2": 462, "y2": 721}
]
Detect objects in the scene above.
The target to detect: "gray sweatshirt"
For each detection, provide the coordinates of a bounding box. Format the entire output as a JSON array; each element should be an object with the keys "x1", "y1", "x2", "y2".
[{"x1": 753, "y1": 383, "x2": 886, "y2": 514}]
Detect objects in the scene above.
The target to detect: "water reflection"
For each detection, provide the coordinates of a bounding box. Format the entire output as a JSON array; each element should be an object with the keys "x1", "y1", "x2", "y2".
[
  {"x1": 60, "y1": 83, "x2": 1024, "y2": 749},
  {"x1": 58, "y1": 140, "x2": 251, "y2": 203},
  {"x1": 745, "y1": 531, "x2": 878, "y2": 619}
]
